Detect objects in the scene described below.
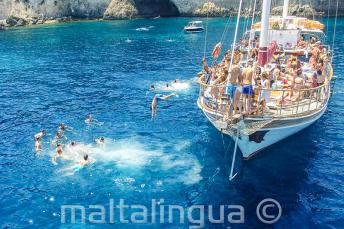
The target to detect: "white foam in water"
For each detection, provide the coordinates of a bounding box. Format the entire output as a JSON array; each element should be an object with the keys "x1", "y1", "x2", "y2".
[
  {"x1": 57, "y1": 138, "x2": 202, "y2": 185},
  {"x1": 155, "y1": 81, "x2": 191, "y2": 92},
  {"x1": 125, "y1": 38, "x2": 132, "y2": 43},
  {"x1": 135, "y1": 27, "x2": 150, "y2": 31}
]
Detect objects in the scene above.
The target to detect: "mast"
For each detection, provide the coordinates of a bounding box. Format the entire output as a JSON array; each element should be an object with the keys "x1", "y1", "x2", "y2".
[
  {"x1": 282, "y1": 0, "x2": 289, "y2": 28},
  {"x1": 283, "y1": 0, "x2": 289, "y2": 19},
  {"x1": 258, "y1": 0, "x2": 272, "y2": 66}
]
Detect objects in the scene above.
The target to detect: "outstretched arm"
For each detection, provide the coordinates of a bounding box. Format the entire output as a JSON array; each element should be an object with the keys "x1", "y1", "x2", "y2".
[
  {"x1": 202, "y1": 58, "x2": 210, "y2": 74},
  {"x1": 161, "y1": 93, "x2": 177, "y2": 100}
]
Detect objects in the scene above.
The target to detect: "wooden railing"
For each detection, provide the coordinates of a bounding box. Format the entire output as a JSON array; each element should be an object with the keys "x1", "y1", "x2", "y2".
[{"x1": 198, "y1": 64, "x2": 333, "y2": 120}]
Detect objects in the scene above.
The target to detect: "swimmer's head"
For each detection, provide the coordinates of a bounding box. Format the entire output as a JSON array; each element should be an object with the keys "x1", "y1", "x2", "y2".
[
  {"x1": 60, "y1": 123, "x2": 65, "y2": 129},
  {"x1": 166, "y1": 83, "x2": 169, "y2": 87},
  {"x1": 100, "y1": 137, "x2": 104, "y2": 142},
  {"x1": 84, "y1": 154, "x2": 88, "y2": 161},
  {"x1": 71, "y1": 141, "x2": 76, "y2": 146},
  {"x1": 41, "y1": 130, "x2": 46, "y2": 135},
  {"x1": 56, "y1": 131, "x2": 62, "y2": 138}
]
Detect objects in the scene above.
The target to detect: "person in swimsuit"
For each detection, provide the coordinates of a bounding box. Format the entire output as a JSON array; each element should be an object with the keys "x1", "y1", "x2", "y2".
[
  {"x1": 72, "y1": 154, "x2": 91, "y2": 172},
  {"x1": 85, "y1": 114, "x2": 93, "y2": 124},
  {"x1": 226, "y1": 64, "x2": 241, "y2": 116},
  {"x1": 51, "y1": 131, "x2": 63, "y2": 146},
  {"x1": 151, "y1": 93, "x2": 177, "y2": 119},
  {"x1": 241, "y1": 67, "x2": 254, "y2": 114},
  {"x1": 35, "y1": 137, "x2": 42, "y2": 152},
  {"x1": 259, "y1": 72, "x2": 271, "y2": 114},
  {"x1": 95, "y1": 137, "x2": 105, "y2": 145},
  {"x1": 34, "y1": 130, "x2": 46, "y2": 140},
  {"x1": 51, "y1": 144, "x2": 65, "y2": 165}
]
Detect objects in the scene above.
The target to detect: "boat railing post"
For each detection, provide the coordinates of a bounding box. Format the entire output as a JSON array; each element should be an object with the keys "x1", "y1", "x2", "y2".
[
  {"x1": 296, "y1": 89, "x2": 301, "y2": 114},
  {"x1": 280, "y1": 90, "x2": 285, "y2": 116},
  {"x1": 308, "y1": 87, "x2": 313, "y2": 112},
  {"x1": 316, "y1": 88, "x2": 320, "y2": 109}
]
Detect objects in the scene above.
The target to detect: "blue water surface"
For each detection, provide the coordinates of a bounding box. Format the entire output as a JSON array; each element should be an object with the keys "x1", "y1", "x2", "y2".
[{"x1": 0, "y1": 17, "x2": 343, "y2": 228}]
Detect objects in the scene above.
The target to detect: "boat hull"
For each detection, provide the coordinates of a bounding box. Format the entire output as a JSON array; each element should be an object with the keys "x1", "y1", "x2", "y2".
[
  {"x1": 184, "y1": 28, "x2": 204, "y2": 33},
  {"x1": 197, "y1": 97, "x2": 327, "y2": 159},
  {"x1": 233, "y1": 108, "x2": 325, "y2": 159}
]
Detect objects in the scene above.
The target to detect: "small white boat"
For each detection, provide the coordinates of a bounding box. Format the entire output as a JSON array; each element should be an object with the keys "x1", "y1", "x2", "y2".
[{"x1": 184, "y1": 21, "x2": 204, "y2": 33}]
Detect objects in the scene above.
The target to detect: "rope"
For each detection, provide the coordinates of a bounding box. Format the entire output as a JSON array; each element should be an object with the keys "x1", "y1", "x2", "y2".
[
  {"x1": 203, "y1": 1, "x2": 210, "y2": 59},
  {"x1": 226, "y1": 0, "x2": 244, "y2": 89},
  {"x1": 326, "y1": 0, "x2": 331, "y2": 36},
  {"x1": 246, "y1": 0, "x2": 258, "y2": 62},
  {"x1": 332, "y1": 0, "x2": 339, "y2": 58},
  {"x1": 243, "y1": 0, "x2": 254, "y2": 34}
]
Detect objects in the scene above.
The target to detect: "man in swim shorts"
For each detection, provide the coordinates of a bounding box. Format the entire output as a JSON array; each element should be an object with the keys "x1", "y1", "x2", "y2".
[
  {"x1": 151, "y1": 93, "x2": 177, "y2": 119},
  {"x1": 241, "y1": 67, "x2": 254, "y2": 114}
]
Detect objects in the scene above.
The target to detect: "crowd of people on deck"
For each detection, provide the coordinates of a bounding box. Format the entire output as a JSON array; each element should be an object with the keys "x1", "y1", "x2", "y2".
[
  {"x1": 199, "y1": 35, "x2": 331, "y2": 116},
  {"x1": 34, "y1": 115, "x2": 106, "y2": 173}
]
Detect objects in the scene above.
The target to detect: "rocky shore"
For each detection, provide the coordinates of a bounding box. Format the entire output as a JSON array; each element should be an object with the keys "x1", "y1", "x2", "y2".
[{"x1": 0, "y1": 0, "x2": 340, "y2": 30}]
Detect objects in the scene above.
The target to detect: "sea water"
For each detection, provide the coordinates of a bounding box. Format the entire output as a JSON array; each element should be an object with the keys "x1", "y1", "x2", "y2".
[{"x1": 0, "y1": 17, "x2": 343, "y2": 228}]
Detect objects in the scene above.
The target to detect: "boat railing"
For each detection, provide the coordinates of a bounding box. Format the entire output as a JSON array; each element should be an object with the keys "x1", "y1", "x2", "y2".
[{"x1": 198, "y1": 65, "x2": 333, "y2": 120}]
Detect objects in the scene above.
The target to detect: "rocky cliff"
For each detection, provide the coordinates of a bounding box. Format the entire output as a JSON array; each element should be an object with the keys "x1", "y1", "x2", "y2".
[{"x1": 0, "y1": 0, "x2": 342, "y2": 28}]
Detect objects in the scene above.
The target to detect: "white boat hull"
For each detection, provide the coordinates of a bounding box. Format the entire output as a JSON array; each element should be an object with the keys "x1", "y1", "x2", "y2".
[
  {"x1": 197, "y1": 97, "x2": 327, "y2": 159},
  {"x1": 233, "y1": 108, "x2": 325, "y2": 159}
]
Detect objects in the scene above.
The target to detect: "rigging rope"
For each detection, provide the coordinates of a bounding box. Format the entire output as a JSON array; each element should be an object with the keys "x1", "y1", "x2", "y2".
[
  {"x1": 332, "y1": 0, "x2": 339, "y2": 59},
  {"x1": 226, "y1": 0, "x2": 244, "y2": 89},
  {"x1": 246, "y1": 0, "x2": 258, "y2": 62},
  {"x1": 203, "y1": 1, "x2": 210, "y2": 59},
  {"x1": 326, "y1": 0, "x2": 331, "y2": 36}
]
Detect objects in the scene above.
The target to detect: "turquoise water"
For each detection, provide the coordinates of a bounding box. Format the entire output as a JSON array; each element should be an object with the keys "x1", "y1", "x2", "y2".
[{"x1": 0, "y1": 18, "x2": 343, "y2": 228}]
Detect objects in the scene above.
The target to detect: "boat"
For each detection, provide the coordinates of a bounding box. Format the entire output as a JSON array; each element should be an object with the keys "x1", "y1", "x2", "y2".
[
  {"x1": 197, "y1": 0, "x2": 335, "y2": 161},
  {"x1": 184, "y1": 21, "x2": 205, "y2": 33}
]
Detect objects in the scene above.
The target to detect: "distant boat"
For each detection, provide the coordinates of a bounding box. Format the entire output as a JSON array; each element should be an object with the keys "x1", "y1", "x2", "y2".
[{"x1": 184, "y1": 21, "x2": 204, "y2": 33}]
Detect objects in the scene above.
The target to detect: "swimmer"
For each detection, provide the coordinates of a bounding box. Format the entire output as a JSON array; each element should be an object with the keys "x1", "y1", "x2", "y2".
[
  {"x1": 63, "y1": 154, "x2": 93, "y2": 175},
  {"x1": 95, "y1": 137, "x2": 105, "y2": 145},
  {"x1": 51, "y1": 131, "x2": 63, "y2": 146},
  {"x1": 85, "y1": 114, "x2": 93, "y2": 124},
  {"x1": 166, "y1": 83, "x2": 169, "y2": 88},
  {"x1": 34, "y1": 130, "x2": 46, "y2": 140},
  {"x1": 35, "y1": 138, "x2": 42, "y2": 152},
  {"x1": 150, "y1": 85, "x2": 155, "y2": 91},
  {"x1": 59, "y1": 123, "x2": 66, "y2": 131},
  {"x1": 151, "y1": 93, "x2": 177, "y2": 119},
  {"x1": 70, "y1": 141, "x2": 77, "y2": 147},
  {"x1": 51, "y1": 144, "x2": 68, "y2": 165}
]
